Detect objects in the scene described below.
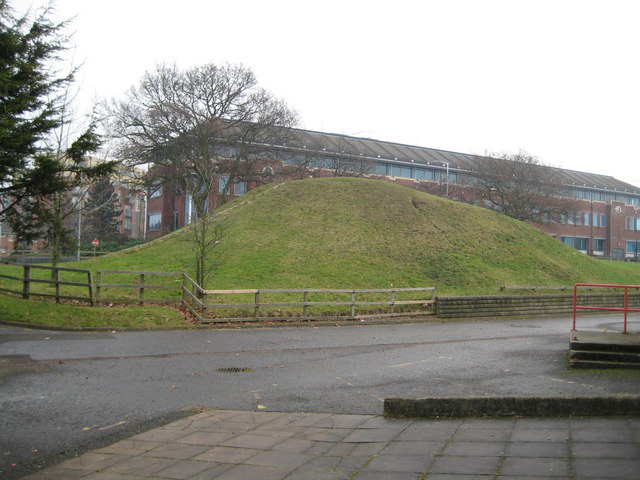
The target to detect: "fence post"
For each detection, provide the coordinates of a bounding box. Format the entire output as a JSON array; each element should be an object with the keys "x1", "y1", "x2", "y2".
[
  {"x1": 182, "y1": 274, "x2": 187, "y2": 303},
  {"x1": 88, "y1": 271, "x2": 95, "y2": 306},
  {"x1": 572, "y1": 285, "x2": 578, "y2": 331},
  {"x1": 96, "y1": 271, "x2": 102, "y2": 302},
  {"x1": 390, "y1": 290, "x2": 396, "y2": 314},
  {"x1": 54, "y1": 268, "x2": 61, "y2": 303},
  {"x1": 139, "y1": 273, "x2": 145, "y2": 306},
  {"x1": 303, "y1": 291, "x2": 308, "y2": 316},
  {"x1": 22, "y1": 265, "x2": 31, "y2": 299},
  {"x1": 255, "y1": 290, "x2": 260, "y2": 318},
  {"x1": 623, "y1": 287, "x2": 629, "y2": 334},
  {"x1": 201, "y1": 290, "x2": 208, "y2": 321},
  {"x1": 350, "y1": 290, "x2": 356, "y2": 317}
]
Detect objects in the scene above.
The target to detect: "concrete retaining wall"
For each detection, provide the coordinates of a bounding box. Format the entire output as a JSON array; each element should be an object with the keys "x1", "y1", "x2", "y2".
[{"x1": 435, "y1": 293, "x2": 640, "y2": 319}]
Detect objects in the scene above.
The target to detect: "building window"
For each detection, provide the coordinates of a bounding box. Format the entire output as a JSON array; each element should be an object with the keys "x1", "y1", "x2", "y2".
[
  {"x1": 583, "y1": 212, "x2": 590, "y2": 226},
  {"x1": 415, "y1": 168, "x2": 436, "y2": 181},
  {"x1": 600, "y1": 214, "x2": 606, "y2": 227},
  {"x1": 148, "y1": 212, "x2": 162, "y2": 231},
  {"x1": 213, "y1": 145, "x2": 239, "y2": 158},
  {"x1": 391, "y1": 165, "x2": 412, "y2": 178},
  {"x1": 219, "y1": 175, "x2": 229, "y2": 194},
  {"x1": 234, "y1": 181, "x2": 247, "y2": 195},
  {"x1": 561, "y1": 236, "x2": 588, "y2": 251},
  {"x1": 593, "y1": 239, "x2": 605, "y2": 252},
  {"x1": 375, "y1": 163, "x2": 388, "y2": 175},
  {"x1": 627, "y1": 241, "x2": 639, "y2": 255},
  {"x1": 150, "y1": 185, "x2": 163, "y2": 199}
]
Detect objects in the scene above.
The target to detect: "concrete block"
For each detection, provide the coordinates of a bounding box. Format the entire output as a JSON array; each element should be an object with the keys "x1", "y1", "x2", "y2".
[{"x1": 383, "y1": 395, "x2": 640, "y2": 418}]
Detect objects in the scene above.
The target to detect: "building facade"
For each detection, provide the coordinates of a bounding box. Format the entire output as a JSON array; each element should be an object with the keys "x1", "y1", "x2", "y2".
[{"x1": 143, "y1": 128, "x2": 640, "y2": 260}]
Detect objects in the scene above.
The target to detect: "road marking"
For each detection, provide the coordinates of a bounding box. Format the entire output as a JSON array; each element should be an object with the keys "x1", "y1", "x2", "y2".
[
  {"x1": 389, "y1": 359, "x2": 432, "y2": 368},
  {"x1": 97, "y1": 421, "x2": 127, "y2": 431}
]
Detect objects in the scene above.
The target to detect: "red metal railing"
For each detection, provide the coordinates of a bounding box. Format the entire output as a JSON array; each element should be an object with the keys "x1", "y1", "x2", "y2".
[{"x1": 572, "y1": 283, "x2": 640, "y2": 334}]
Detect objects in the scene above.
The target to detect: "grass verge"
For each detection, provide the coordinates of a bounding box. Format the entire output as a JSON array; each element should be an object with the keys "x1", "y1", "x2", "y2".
[{"x1": 0, "y1": 294, "x2": 191, "y2": 329}]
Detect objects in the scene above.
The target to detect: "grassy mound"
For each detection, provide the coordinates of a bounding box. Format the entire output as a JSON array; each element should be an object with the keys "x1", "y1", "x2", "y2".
[{"x1": 78, "y1": 177, "x2": 640, "y2": 295}]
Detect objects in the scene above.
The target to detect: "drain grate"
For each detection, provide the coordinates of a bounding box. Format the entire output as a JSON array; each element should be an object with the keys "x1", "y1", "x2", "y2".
[{"x1": 216, "y1": 367, "x2": 254, "y2": 373}]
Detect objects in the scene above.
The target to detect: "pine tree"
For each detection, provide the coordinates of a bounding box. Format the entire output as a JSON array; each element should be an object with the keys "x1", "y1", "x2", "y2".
[
  {"x1": 0, "y1": 1, "x2": 73, "y2": 211},
  {"x1": 0, "y1": 2, "x2": 118, "y2": 265}
]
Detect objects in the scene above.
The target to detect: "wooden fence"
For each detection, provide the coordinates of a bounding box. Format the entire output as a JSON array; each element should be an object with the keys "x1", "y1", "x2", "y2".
[
  {"x1": 96, "y1": 270, "x2": 184, "y2": 304},
  {"x1": 1, "y1": 262, "x2": 437, "y2": 321},
  {"x1": 181, "y1": 279, "x2": 436, "y2": 323},
  {"x1": 0, "y1": 261, "x2": 95, "y2": 304}
]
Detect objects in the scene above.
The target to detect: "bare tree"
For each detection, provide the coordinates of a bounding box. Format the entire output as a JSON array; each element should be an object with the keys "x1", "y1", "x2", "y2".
[
  {"x1": 184, "y1": 209, "x2": 227, "y2": 290},
  {"x1": 290, "y1": 135, "x2": 375, "y2": 178},
  {"x1": 106, "y1": 62, "x2": 298, "y2": 286},
  {"x1": 468, "y1": 150, "x2": 578, "y2": 222}
]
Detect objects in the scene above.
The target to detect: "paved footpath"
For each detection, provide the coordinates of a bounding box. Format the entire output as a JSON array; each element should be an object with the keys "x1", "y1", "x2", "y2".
[{"x1": 21, "y1": 409, "x2": 640, "y2": 480}]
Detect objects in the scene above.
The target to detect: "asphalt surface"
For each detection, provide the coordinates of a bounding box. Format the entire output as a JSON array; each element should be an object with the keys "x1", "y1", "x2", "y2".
[{"x1": 1, "y1": 314, "x2": 639, "y2": 479}]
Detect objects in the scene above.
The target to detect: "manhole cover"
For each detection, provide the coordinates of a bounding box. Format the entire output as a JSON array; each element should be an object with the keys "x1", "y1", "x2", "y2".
[{"x1": 216, "y1": 367, "x2": 253, "y2": 373}]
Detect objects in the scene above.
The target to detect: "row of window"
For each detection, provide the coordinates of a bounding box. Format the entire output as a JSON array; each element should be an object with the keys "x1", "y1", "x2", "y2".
[
  {"x1": 574, "y1": 189, "x2": 640, "y2": 207},
  {"x1": 373, "y1": 161, "x2": 640, "y2": 208},
  {"x1": 560, "y1": 236, "x2": 640, "y2": 255},
  {"x1": 375, "y1": 163, "x2": 640, "y2": 209},
  {"x1": 556, "y1": 212, "x2": 608, "y2": 227},
  {"x1": 626, "y1": 216, "x2": 640, "y2": 231},
  {"x1": 375, "y1": 163, "x2": 458, "y2": 183},
  {"x1": 561, "y1": 236, "x2": 598, "y2": 251},
  {"x1": 149, "y1": 178, "x2": 247, "y2": 200}
]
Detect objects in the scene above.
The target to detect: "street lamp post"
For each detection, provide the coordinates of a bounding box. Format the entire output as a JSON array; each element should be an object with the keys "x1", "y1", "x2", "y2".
[{"x1": 443, "y1": 162, "x2": 449, "y2": 197}]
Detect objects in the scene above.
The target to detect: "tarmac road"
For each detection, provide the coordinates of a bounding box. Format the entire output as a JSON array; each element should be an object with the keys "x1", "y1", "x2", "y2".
[{"x1": 1, "y1": 314, "x2": 639, "y2": 479}]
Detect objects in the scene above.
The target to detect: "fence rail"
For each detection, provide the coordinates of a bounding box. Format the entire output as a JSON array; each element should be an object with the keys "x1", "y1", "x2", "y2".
[
  {"x1": 0, "y1": 260, "x2": 95, "y2": 304},
  {"x1": 1, "y1": 262, "x2": 436, "y2": 322},
  {"x1": 183, "y1": 286, "x2": 437, "y2": 323},
  {"x1": 573, "y1": 283, "x2": 640, "y2": 334},
  {"x1": 96, "y1": 270, "x2": 184, "y2": 305}
]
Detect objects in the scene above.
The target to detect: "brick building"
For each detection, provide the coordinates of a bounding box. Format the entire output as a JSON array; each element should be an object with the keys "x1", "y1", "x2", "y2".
[{"x1": 144, "y1": 128, "x2": 640, "y2": 260}]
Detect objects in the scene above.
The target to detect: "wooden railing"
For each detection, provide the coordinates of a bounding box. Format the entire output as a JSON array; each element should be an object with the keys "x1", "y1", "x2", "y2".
[
  {"x1": 0, "y1": 261, "x2": 95, "y2": 305},
  {"x1": 1, "y1": 262, "x2": 436, "y2": 322},
  {"x1": 181, "y1": 284, "x2": 436, "y2": 323},
  {"x1": 96, "y1": 270, "x2": 184, "y2": 305}
]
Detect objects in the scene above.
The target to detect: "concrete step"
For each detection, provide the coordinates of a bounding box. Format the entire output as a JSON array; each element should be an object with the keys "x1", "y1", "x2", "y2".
[
  {"x1": 569, "y1": 330, "x2": 640, "y2": 369},
  {"x1": 569, "y1": 342, "x2": 640, "y2": 354},
  {"x1": 569, "y1": 350, "x2": 640, "y2": 364},
  {"x1": 569, "y1": 358, "x2": 640, "y2": 369}
]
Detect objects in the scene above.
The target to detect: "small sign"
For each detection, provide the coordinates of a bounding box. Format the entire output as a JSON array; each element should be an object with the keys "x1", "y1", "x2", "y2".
[{"x1": 91, "y1": 239, "x2": 99, "y2": 247}]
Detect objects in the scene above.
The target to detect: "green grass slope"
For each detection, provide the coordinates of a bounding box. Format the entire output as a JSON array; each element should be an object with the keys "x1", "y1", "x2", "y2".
[{"x1": 80, "y1": 177, "x2": 640, "y2": 295}]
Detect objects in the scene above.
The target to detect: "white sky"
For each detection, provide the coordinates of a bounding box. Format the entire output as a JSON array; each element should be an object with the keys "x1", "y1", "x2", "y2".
[{"x1": 15, "y1": 0, "x2": 640, "y2": 187}]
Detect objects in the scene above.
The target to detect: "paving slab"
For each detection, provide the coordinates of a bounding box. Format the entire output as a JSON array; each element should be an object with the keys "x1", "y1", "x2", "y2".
[{"x1": 20, "y1": 409, "x2": 640, "y2": 480}]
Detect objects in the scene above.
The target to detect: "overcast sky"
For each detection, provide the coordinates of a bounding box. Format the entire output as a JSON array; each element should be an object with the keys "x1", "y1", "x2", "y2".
[{"x1": 15, "y1": 0, "x2": 640, "y2": 187}]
